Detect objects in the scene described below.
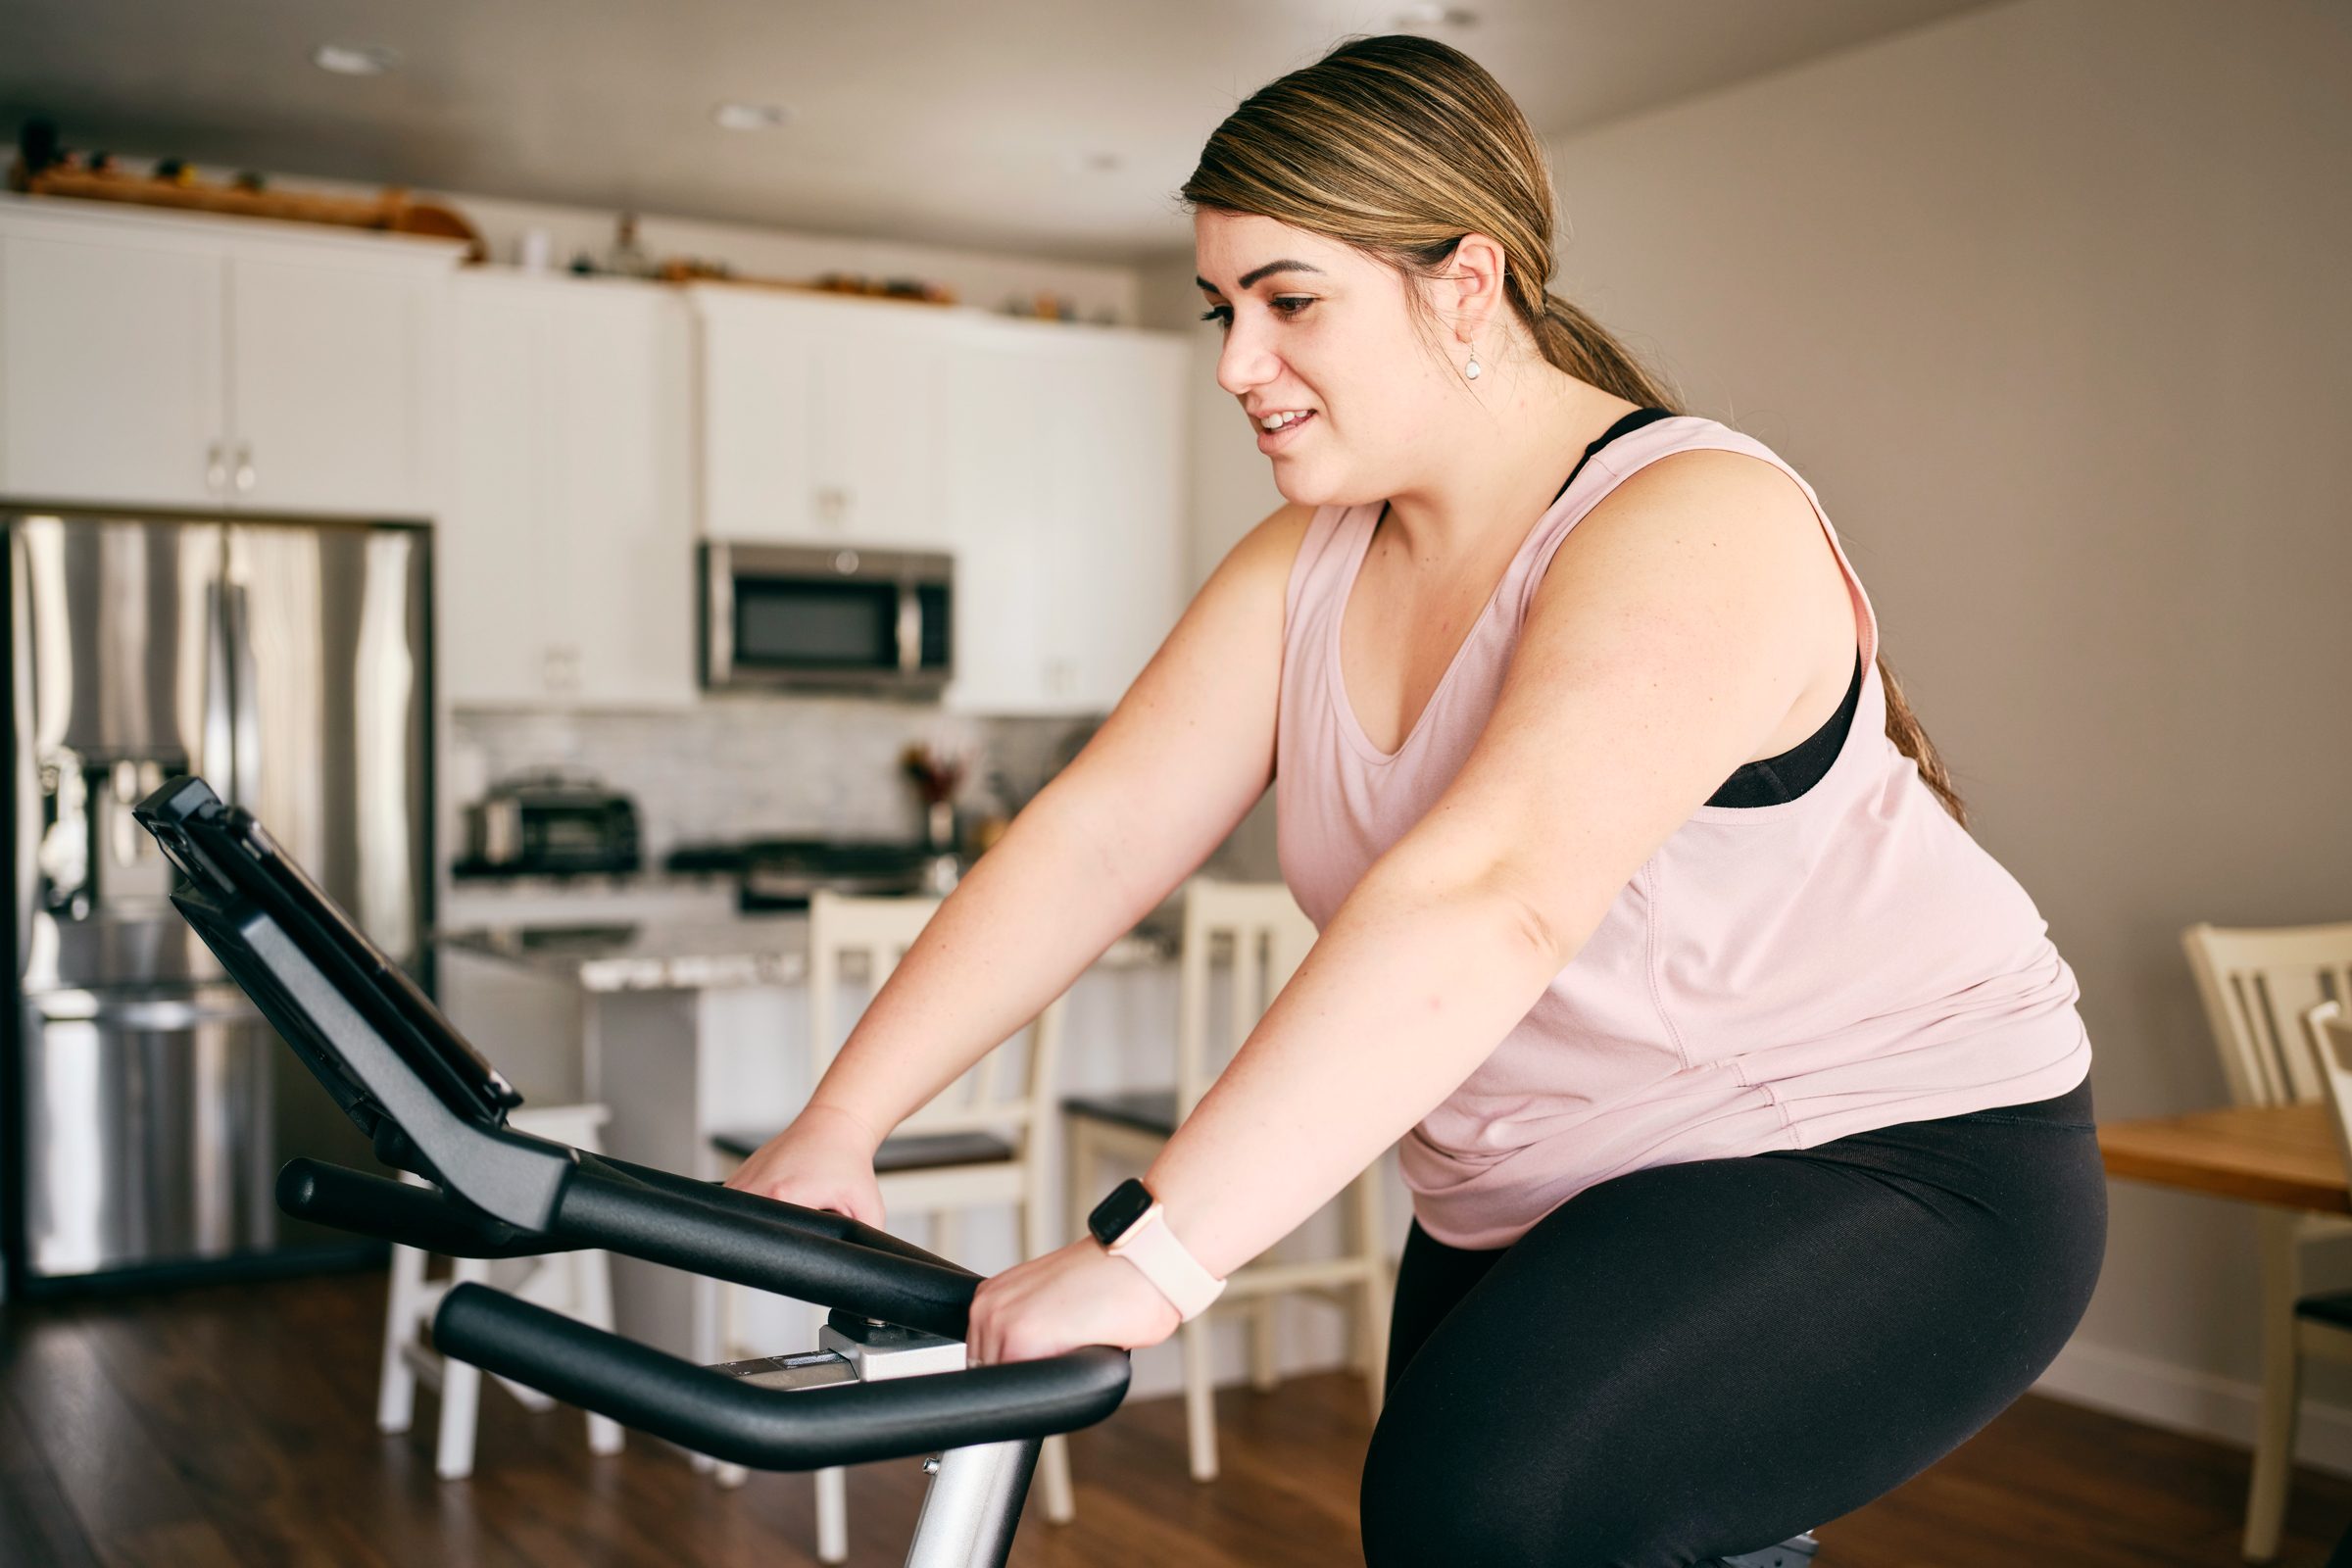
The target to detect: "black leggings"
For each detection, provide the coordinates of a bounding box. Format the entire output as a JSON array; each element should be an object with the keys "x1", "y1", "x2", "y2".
[{"x1": 1361, "y1": 1073, "x2": 2105, "y2": 1567}]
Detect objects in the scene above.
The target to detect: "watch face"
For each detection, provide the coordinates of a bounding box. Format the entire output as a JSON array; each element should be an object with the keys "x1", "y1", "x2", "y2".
[{"x1": 1088, "y1": 1177, "x2": 1155, "y2": 1248}]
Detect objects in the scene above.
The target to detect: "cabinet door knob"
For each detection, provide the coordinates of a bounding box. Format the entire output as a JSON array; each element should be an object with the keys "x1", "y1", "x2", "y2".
[
  {"x1": 205, "y1": 442, "x2": 228, "y2": 493},
  {"x1": 814, "y1": 485, "x2": 853, "y2": 529},
  {"x1": 231, "y1": 443, "x2": 257, "y2": 494}
]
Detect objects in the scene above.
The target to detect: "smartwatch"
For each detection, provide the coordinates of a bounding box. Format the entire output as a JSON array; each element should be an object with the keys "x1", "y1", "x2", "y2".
[{"x1": 1086, "y1": 1177, "x2": 1226, "y2": 1321}]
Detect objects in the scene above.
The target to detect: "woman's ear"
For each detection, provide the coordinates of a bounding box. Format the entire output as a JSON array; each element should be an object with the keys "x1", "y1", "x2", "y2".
[{"x1": 1440, "y1": 232, "x2": 1512, "y2": 345}]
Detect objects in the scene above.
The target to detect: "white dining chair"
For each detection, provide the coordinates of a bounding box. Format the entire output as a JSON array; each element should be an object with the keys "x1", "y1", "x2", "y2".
[
  {"x1": 702, "y1": 890, "x2": 1074, "y2": 1564},
  {"x1": 2180, "y1": 920, "x2": 2352, "y2": 1561},
  {"x1": 375, "y1": 1100, "x2": 625, "y2": 1479},
  {"x1": 1060, "y1": 877, "x2": 1392, "y2": 1483}
]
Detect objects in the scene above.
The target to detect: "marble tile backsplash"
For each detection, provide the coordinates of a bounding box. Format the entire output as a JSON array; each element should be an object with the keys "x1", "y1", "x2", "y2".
[{"x1": 450, "y1": 698, "x2": 1094, "y2": 862}]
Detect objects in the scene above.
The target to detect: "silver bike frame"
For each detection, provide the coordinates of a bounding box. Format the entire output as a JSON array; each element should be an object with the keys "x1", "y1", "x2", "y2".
[{"x1": 711, "y1": 1318, "x2": 1034, "y2": 1568}]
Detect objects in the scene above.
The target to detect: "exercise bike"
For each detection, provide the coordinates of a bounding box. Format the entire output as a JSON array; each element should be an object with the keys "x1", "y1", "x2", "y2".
[{"x1": 131, "y1": 774, "x2": 1820, "y2": 1568}]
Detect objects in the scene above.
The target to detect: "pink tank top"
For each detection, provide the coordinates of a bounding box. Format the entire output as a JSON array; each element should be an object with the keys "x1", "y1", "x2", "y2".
[{"x1": 1275, "y1": 415, "x2": 2093, "y2": 1250}]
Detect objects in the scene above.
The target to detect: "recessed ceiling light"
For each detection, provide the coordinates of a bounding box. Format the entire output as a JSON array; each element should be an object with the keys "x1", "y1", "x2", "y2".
[
  {"x1": 712, "y1": 102, "x2": 791, "y2": 131},
  {"x1": 1392, "y1": 3, "x2": 1478, "y2": 25},
  {"x1": 314, "y1": 42, "x2": 400, "y2": 76}
]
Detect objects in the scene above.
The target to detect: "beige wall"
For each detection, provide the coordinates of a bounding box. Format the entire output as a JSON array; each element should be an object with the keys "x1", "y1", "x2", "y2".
[
  {"x1": 1541, "y1": 0, "x2": 2352, "y2": 1464},
  {"x1": 1152, "y1": 0, "x2": 2352, "y2": 1467}
]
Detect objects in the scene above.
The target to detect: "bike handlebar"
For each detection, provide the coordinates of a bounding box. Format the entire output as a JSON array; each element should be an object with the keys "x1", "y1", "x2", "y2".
[
  {"x1": 278, "y1": 1158, "x2": 567, "y2": 1259},
  {"x1": 280, "y1": 1151, "x2": 1135, "y2": 1466},
  {"x1": 433, "y1": 1283, "x2": 1130, "y2": 1470}
]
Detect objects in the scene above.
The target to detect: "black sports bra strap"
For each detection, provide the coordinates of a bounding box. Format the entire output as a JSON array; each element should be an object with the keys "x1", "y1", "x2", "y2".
[{"x1": 1550, "y1": 407, "x2": 1679, "y2": 507}]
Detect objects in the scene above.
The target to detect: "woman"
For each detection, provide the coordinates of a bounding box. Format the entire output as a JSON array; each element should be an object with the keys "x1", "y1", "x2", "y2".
[{"x1": 727, "y1": 34, "x2": 2104, "y2": 1566}]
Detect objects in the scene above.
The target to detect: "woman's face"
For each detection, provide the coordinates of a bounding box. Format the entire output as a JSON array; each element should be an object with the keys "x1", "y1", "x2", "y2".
[{"x1": 1194, "y1": 210, "x2": 1460, "y2": 509}]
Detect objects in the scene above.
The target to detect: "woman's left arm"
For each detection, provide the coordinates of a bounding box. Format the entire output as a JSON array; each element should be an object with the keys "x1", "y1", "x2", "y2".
[{"x1": 969, "y1": 451, "x2": 1846, "y2": 1365}]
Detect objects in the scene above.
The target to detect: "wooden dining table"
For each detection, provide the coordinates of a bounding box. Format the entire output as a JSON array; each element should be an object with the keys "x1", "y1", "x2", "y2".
[{"x1": 2098, "y1": 1100, "x2": 2351, "y2": 1212}]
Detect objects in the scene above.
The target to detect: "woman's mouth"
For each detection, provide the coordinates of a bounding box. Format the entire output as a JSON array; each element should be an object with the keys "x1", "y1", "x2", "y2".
[{"x1": 1255, "y1": 409, "x2": 1318, "y2": 451}]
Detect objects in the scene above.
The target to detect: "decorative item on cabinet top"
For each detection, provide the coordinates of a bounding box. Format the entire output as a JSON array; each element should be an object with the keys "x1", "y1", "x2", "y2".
[
  {"x1": 659, "y1": 256, "x2": 956, "y2": 306},
  {"x1": 10, "y1": 117, "x2": 486, "y2": 258}
]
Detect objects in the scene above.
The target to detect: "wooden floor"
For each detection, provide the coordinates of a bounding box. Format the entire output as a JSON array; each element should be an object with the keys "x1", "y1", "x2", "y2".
[{"x1": 6, "y1": 1268, "x2": 2352, "y2": 1567}]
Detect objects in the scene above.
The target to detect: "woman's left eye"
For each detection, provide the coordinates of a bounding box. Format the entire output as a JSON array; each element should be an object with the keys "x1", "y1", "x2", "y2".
[{"x1": 1198, "y1": 297, "x2": 1314, "y2": 329}]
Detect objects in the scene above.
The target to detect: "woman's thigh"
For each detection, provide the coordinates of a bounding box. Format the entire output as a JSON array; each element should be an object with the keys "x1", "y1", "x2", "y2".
[{"x1": 1359, "y1": 1103, "x2": 2106, "y2": 1568}]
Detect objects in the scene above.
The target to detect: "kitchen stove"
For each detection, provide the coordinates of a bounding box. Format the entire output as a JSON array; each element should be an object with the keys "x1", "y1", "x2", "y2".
[{"x1": 664, "y1": 838, "x2": 935, "y2": 912}]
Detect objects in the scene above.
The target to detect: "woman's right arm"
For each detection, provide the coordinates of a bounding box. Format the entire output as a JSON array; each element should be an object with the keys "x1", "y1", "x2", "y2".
[{"x1": 724, "y1": 501, "x2": 1316, "y2": 1214}]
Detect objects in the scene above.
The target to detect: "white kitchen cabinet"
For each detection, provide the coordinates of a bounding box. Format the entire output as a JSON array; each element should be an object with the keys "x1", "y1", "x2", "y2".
[
  {"x1": 225, "y1": 254, "x2": 443, "y2": 515},
  {"x1": 1046, "y1": 331, "x2": 1188, "y2": 710},
  {"x1": 0, "y1": 221, "x2": 225, "y2": 508},
  {"x1": 442, "y1": 270, "x2": 695, "y2": 708},
  {"x1": 941, "y1": 318, "x2": 1186, "y2": 715},
  {"x1": 938, "y1": 330, "x2": 1057, "y2": 714},
  {"x1": 0, "y1": 196, "x2": 461, "y2": 515},
  {"x1": 693, "y1": 286, "x2": 953, "y2": 549}
]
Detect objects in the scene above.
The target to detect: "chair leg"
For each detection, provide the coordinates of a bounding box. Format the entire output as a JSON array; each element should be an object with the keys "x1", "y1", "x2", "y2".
[
  {"x1": 435, "y1": 1255, "x2": 492, "y2": 1480},
  {"x1": 1249, "y1": 1298, "x2": 1281, "y2": 1392},
  {"x1": 376, "y1": 1242, "x2": 428, "y2": 1434},
  {"x1": 1182, "y1": 1314, "x2": 1219, "y2": 1482},
  {"x1": 816, "y1": 1465, "x2": 849, "y2": 1563},
  {"x1": 2245, "y1": 1212, "x2": 2303, "y2": 1562},
  {"x1": 1038, "y1": 1435, "x2": 1076, "y2": 1525},
  {"x1": 574, "y1": 1249, "x2": 626, "y2": 1457},
  {"x1": 1017, "y1": 1167, "x2": 1077, "y2": 1523},
  {"x1": 811, "y1": 1297, "x2": 848, "y2": 1558}
]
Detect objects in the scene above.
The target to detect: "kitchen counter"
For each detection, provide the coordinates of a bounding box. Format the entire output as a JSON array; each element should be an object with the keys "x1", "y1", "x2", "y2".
[{"x1": 434, "y1": 907, "x2": 1183, "y2": 993}]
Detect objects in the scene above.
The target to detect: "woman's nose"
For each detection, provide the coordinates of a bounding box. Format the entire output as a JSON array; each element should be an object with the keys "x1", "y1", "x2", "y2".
[{"x1": 1214, "y1": 321, "x2": 1281, "y2": 400}]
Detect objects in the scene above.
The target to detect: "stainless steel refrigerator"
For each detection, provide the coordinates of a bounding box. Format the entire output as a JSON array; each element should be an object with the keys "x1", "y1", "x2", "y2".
[{"x1": 3, "y1": 508, "x2": 431, "y2": 1291}]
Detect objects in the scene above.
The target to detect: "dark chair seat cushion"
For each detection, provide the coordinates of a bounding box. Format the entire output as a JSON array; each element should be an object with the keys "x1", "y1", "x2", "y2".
[
  {"x1": 2295, "y1": 1290, "x2": 2352, "y2": 1330},
  {"x1": 709, "y1": 1127, "x2": 1016, "y2": 1173},
  {"x1": 1059, "y1": 1090, "x2": 1178, "y2": 1139}
]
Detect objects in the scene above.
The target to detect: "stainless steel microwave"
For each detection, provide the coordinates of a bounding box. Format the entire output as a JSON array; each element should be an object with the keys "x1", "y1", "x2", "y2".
[{"x1": 700, "y1": 540, "x2": 953, "y2": 696}]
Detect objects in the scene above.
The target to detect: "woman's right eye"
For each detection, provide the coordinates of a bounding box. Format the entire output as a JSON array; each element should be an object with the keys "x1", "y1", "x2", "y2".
[{"x1": 1200, "y1": 306, "x2": 1232, "y2": 329}]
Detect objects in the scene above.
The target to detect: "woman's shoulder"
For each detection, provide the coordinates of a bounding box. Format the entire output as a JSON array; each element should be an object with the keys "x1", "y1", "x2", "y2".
[
  {"x1": 1592, "y1": 414, "x2": 1812, "y2": 496},
  {"x1": 1206, "y1": 498, "x2": 1333, "y2": 613}
]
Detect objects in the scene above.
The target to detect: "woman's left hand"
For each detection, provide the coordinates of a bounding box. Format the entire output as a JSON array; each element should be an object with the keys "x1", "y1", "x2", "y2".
[{"x1": 967, "y1": 1238, "x2": 1182, "y2": 1367}]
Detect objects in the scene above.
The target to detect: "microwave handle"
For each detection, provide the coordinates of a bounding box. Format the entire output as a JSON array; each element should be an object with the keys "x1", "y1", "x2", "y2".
[
  {"x1": 704, "y1": 544, "x2": 735, "y2": 685},
  {"x1": 896, "y1": 584, "x2": 921, "y2": 673}
]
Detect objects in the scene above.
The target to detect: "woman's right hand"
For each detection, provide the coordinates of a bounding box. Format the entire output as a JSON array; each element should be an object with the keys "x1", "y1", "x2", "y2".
[{"x1": 719, "y1": 1102, "x2": 888, "y2": 1229}]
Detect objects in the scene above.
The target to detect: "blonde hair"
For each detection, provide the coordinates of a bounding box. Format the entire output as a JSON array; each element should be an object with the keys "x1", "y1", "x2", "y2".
[{"x1": 1181, "y1": 33, "x2": 1969, "y2": 828}]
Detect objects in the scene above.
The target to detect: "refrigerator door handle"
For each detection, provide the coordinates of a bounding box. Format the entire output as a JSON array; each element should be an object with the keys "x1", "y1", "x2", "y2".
[
  {"x1": 203, "y1": 578, "x2": 237, "y2": 803},
  {"x1": 225, "y1": 580, "x2": 263, "y2": 809}
]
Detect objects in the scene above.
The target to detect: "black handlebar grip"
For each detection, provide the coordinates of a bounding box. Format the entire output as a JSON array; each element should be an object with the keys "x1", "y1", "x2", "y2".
[
  {"x1": 431, "y1": 1283, "x2": 1130, "y2": 1470},
  {"x1": 580, "y1": 1150, "x2": 964, "y2": 1273},
  {"x1": 276, "y1": 1158, "x2": 573, "y2": 1259},
  {"x1": 554, "y1": 1167, "x2": 978, "y2": 1340}
]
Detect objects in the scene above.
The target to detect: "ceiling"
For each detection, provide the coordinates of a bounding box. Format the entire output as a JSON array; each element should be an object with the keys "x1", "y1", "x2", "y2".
[{"x1": 1, "y1": 0, "x2": 2008, "y2": 265}]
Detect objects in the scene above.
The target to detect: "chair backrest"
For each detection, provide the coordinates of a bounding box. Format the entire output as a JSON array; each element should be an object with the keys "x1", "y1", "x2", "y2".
[
  {"x1": 1175, "y1": 879, "x2": 1317, "y2": 1117},
  {"x1": 807, "y1": 889, "x2": 1065, "y2": 1147},
  {"x1": 2181, "y1": 921, "x2": 2352, "y2": 1107},
  {"x1": 2303, "y1": 1001, "x2": 2352, "y2": 1179}
]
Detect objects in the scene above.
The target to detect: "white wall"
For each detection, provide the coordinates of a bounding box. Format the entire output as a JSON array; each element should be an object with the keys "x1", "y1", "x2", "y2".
[{"x1": 1156, "y1": 0, "x2": 2352, "y2": 1472}]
